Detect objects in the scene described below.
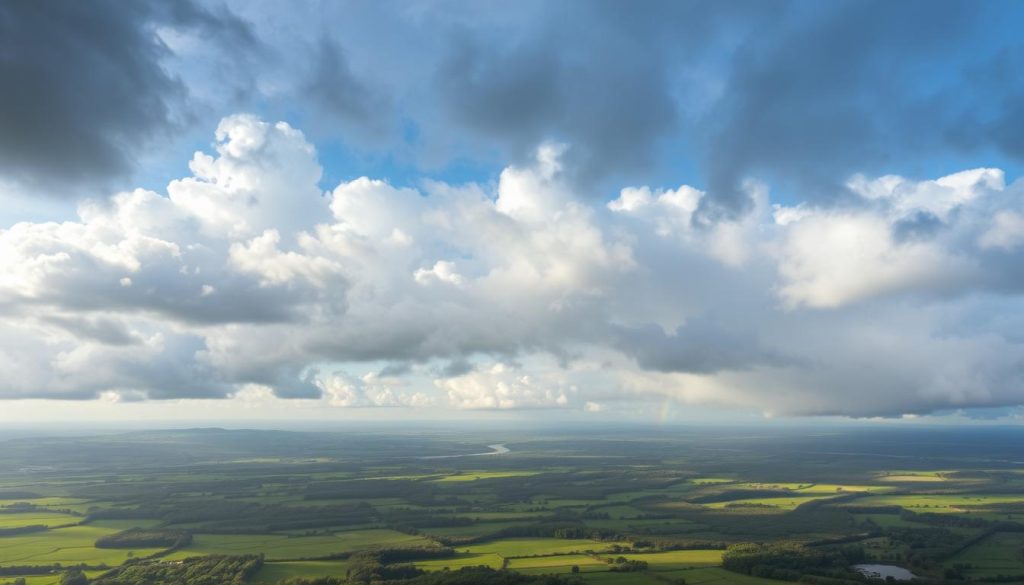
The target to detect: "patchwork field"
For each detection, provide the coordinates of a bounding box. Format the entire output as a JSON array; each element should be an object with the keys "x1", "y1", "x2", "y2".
[{"x1": 3, "y1": 426, "x2": 1024, "y2": 585}]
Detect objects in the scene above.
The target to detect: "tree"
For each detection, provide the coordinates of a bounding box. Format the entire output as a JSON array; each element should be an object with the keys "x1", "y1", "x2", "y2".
[{"x1": 59, "y1": 570, "x2": 88, "y2": 585}]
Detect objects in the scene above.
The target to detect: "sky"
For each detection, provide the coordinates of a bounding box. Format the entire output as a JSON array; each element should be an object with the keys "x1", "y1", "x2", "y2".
[{"x1": 2, "y1": 0, "x2": 1024, "y2": 424}]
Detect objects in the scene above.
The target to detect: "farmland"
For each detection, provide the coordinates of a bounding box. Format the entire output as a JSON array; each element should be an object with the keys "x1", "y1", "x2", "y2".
[{"x1": 2, "y1": 426, "x2": 1024, "y2": 584}]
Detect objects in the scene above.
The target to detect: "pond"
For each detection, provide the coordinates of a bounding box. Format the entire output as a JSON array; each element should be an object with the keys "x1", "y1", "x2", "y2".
[{"x1": 853, "y1": 564, "x2": 917, "y2": 580}]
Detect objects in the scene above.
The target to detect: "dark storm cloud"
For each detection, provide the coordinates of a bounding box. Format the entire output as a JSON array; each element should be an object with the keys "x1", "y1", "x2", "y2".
[
  {"x1": 438, "y1": 358, "x2": 475, "y2": 378},
  {"x1": 305, "y1": 37, "x2": 393, "y2": 140},
  {"x1": 6, "y1": 0, "x2": 1018, "y2": 214},
  {"x1": 613, "y1": 320, "x2": 787, "y2": 375},
  {"x1": 262, "y1": 371, "x2": 322, "y2": 400},
  {"x1": 378, "y1": 362, "x2": 414, "y2": 378},
  {"x1": 430, "y1": 1, "x2": 746, "y2": 186},
  {"x1": 163, "y1": 0, "x2": 257, "y2": 48},
  {"x1": 419, "y1": 0, "x2": 1020, "y2": 212},
  {"x1": 0, "y1": 0, "x2": 254, "y2": 195},
  {"x1": 424, "y1": 1, "x2": 799, "y2": 189},
  {"x1": 697, "y1": 0, "x2": 984, "y2": 215}
]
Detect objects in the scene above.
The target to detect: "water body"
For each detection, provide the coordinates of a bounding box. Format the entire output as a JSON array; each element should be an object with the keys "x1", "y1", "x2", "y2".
[
  {"x1": 853, "y1": 564, "x2": 916, "y2": 581},
  {"x1": 421, "y1": 443, "x2": 509, "y2": 459},
  {"x1": 484, "y1": 443, "x2": 510, "y2": 455}
]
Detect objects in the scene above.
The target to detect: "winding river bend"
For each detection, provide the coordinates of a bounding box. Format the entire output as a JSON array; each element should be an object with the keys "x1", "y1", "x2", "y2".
[{"x1": 421, "y1": 443, "x2": 509, "y2": 459}]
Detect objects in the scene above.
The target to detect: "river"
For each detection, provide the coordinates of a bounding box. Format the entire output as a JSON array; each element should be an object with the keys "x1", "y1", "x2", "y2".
[{"x1": 420, "y1": 443, "x2": 510, "y2": 459}]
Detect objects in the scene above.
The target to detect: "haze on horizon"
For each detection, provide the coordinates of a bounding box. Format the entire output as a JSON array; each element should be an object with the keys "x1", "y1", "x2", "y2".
[{"x1": 2, "y1": 0, "x2": 1024, "y2": 425}]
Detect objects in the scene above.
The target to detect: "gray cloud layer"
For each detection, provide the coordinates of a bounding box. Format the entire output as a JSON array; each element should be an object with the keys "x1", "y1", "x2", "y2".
[
  {"x1": 6, "y1": 1, "x2": 1022, "y2": 211},
  {"x1": 0, "y1": 0, "x2": 256, "y2": 196}
]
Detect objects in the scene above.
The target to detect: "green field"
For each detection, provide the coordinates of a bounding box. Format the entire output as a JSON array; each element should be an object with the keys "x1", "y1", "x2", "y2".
[
  {"x1": 575, "y1": 567, "x2": 785, "y2": 585},
  {"x1": 254, "y1": 560, "x2": 350, "y2": 583},
  {"x1": 855, "y1": 493, "x2": 1024, "y2": 513},
  {"x1": 577, "y1": 571, "x2": 666, "y2": 585},
  {"x1": 946, "y1": 531, "x2": 1024, "y2": 578},
  {"x1": 0, "y1": 498, "x2": 93, "y2": 510},
  {"x1": 853, "y1": 513, "x2": 923, "y2": 528},
  {"x1": 668, "y1": 567, "x2": 793, "y2": 584},
  {"x1": 464, "y1": 538, "x2": 626, "y2": 558},
  {"x1": 0, "y1": 512, "x2": 80, "y2": 529},
  {"x1": 415, "y1": 553, "x2": 504, "y2": 571},
  {"x1": 730, "y1": 482, "x2": 888, "y2": 494},
  {"x1": 424, "y1": 521, "x2": 532, "y2": 538},
  {"x1": 432, "y1": 471, "x2": 542, "y2": 483},
  {"x1": 875, "y1": 471, "x2": 950, "y2": 482},
  {"x1": 85, "y1": 520, "x2": 163, "y2": 531},
  {"x1": 0, "y1": 526, "x2": 166, "y2": 567},
  {"x1": 702, "y1": 494, "x2": 834, "y2": 511},
  {"x1": 620, "y1": 549, "x2": 724, "y2": 569},
  {"x1": 507, "y1": 554, "x2": 607, "y2": 572},
  {"x1": 0, "y1": 571, "x2": 107, "y2": 585},
  {"x1": 163, "y1": 529, "x2": 429, "y2": 561}
]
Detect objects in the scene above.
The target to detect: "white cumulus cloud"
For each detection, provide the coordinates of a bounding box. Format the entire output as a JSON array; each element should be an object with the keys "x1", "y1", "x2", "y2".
[{"x1": 2, "y1": 115, "x2": 1024, "y2": 418}]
